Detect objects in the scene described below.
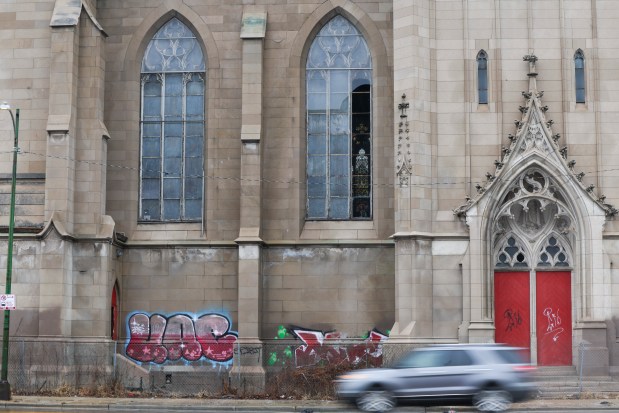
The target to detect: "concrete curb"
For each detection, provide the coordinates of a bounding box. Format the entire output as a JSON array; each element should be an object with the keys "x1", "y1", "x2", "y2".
[{"x1": 2, "y1": 397, "x2": 619, "y2": 412}]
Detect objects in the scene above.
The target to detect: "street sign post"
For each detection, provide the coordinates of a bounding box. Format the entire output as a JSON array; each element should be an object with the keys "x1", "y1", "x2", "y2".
[{"x1": 0, "y1": 295, "x2": 15, "y2": 311}]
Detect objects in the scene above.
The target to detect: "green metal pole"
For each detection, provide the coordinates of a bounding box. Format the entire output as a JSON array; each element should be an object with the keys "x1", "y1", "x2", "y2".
[{"x1": 0, "y1": 108, "x2": 18, "y2": 400}]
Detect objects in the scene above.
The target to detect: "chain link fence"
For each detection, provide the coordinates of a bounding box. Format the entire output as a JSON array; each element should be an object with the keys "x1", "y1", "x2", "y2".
[
  {"x1": 5, "y1": 338, "x2": 619, "y2": 400},
  {"x1": 535, "y1": 341, "x2": 619, "y2": 399}
]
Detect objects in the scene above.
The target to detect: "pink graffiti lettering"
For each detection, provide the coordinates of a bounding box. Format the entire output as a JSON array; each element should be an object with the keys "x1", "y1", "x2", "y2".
[
  {"x1": 195, "y1": 314, "x2": 237, "y2": 361},
  {"x1": 126, "y1": 312, "x2": 238, "y2": 364},
  {"x1": 126, "y1": 313, "x2": 168, "y2": 363},
  {"x1": 291, "y1": 327, "x2": 388, "y2": 368},
  {"x1": 162, "y1": 315, "x2": 202, "y2": 361}
]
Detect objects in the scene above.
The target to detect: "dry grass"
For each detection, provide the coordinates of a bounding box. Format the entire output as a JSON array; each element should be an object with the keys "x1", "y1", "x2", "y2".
[
  {"x1": 15, "y1": 360, "x2": 362, "y2": 400},
  {"x1": 263, "y1": 361, "x2": 358, "y2": 400}
]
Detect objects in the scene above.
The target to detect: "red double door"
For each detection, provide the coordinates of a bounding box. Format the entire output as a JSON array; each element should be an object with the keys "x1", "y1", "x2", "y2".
[{"x1": 495, "y1": 271, "x2": 571, "y2": 366}]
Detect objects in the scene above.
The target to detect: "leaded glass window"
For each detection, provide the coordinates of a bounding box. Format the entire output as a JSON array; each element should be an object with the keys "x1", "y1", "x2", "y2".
[
  {"x1": 140, "y1": 18, "x2": 205, "y2": 222},
  {"x1": 477, "y1": 50, "x2": 488, "y2": 104},
  {"x1": 574, "y1": 49, "x2": 585, "y2": 103},
  {"x1": 306, "y1": 15, "x2": 372, "y2": 220}
]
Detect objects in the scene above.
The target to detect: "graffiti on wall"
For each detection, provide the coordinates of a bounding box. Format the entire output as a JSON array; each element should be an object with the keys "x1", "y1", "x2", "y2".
[
  {"x1": 126, "y1": 312, "x2": 238, "y2": 364},
  {"x1": 268, "y1": 325, "x2": 389, "y2": 368}
]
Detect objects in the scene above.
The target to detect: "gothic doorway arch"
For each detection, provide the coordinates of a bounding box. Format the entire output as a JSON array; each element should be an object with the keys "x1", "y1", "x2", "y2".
[
  {"x1": 455, "y1": 55, "x2": 616, "y2": 373},
  {"x1": 492, "y1": 168, "x2": 575, "y2": 365}
]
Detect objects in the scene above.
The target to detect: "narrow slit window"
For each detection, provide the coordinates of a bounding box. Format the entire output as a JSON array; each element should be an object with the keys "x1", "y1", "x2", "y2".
[
  {"x1": 575, "y1": 49, "x2": 585, "y2": 103},
  {"x1": 477, "y1": 50, "x2": 488, "y2": 104}
]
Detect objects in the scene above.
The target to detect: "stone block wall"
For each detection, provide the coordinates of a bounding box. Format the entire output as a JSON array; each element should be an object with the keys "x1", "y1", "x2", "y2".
[{"x1": 262, "y1": 245, "x2": 395, "y2": 338}]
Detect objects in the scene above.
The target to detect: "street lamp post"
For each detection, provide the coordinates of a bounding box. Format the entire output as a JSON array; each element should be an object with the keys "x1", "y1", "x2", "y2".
[{"x1": 0, "y1": 102, "x2": 18, "y2": 401}]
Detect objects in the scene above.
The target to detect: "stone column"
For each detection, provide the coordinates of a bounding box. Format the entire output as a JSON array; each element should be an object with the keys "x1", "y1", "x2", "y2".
[
  {"x1": 230, "y1": 9, "x2": 267, "y2": 393},
  {"x1": 46, "y1": 25, "x2": 78, "y2": 232},
  {"x1": 41, "y1": 23, "x2": 81, "y2": 337},
  {"x1": 391, "y1": 0, "x2": 435, "y2": 340}
]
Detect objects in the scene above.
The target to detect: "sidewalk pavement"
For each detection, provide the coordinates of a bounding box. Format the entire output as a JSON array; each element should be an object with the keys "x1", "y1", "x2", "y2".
[{"x1": 1, "y1": 396, "x2": 619, "y2": 412}]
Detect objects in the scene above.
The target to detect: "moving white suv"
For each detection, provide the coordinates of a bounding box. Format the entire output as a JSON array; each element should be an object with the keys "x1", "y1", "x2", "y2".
[{"x1": 335, "y1": 344, "x2": 537, "y2": 412}]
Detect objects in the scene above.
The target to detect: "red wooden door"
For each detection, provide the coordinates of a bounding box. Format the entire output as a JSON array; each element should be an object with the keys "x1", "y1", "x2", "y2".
[
  {"x1": 536, "y1": 271, "x2": 572, "y2": 366},
  {"x1": 495, "y1": 272, "x2": 530, "y2": 361}
]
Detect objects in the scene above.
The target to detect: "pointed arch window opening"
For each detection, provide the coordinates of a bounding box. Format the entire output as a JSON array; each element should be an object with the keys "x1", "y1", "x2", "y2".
[
  {"x1": 495, "y1": 235, "x2": 529, "y2": 268},
  {"x1": 574, "y1": 49, "x2": 586, "y2": 104},
  {"x1": 139, "y1": 18, "x2": 206, "y2": 222},
  {"x1": 477, "y1": 50, "x2": 488, "y2": 104},
  {"x1": 537, "y1": 234, "x2": 571, "y2": 268},
  {"x1": 306, "y1": 15, "x2": 372, "y2": 220}
]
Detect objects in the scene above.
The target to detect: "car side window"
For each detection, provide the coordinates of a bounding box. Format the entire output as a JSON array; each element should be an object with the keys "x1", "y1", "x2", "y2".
[
  {"x1": 398, "y1": 350, "x2": 450, "y2": 368},
  {"x1": 492, "y1": 349, "x2": 526, "y2": 364},
  {"x1": 446, "y1": 350, "x2": 473, "y2": 366}
]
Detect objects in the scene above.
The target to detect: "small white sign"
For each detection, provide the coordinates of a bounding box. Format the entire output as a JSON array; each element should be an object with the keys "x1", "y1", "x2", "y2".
[{"x1": 0, "y1": 294, "x2": 15, "y2": 310}]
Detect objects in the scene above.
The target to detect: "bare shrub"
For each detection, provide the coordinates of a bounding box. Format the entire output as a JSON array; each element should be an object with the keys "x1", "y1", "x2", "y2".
[{"x1": 264, "y1": 360, "x2": 358, "y2": 400}]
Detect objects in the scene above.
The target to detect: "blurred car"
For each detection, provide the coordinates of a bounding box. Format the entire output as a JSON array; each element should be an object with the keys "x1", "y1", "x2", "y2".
[{"x1": 335, "y1": 344, "x2": 536, "y2": 412}]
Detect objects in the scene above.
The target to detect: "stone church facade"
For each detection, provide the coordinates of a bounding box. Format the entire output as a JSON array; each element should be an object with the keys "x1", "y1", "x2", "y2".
[{"x1": 2, "y1": 0, "x2": 619, "y2": 387}]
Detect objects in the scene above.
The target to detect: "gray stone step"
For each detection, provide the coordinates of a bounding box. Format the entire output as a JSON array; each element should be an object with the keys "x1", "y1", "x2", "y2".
[{"x1": 534, "y1": 366, "x2": 577, "y2": 376}]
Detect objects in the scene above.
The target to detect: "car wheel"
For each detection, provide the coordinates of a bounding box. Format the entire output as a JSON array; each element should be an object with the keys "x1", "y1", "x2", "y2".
[
  {"x1": 355, "y1": 388, "x2": 396, "y2": 412},
  {"x1": 473, "y1": 389, "x2": 512, "y2": 412}
]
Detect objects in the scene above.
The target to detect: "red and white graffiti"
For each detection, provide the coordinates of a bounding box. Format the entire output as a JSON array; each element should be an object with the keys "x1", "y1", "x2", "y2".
[
  {"x1": 126, "y1": 312, "x2": 238, "y2": 364},
  {"x1": 291, "y1": 327, "x2": 388, "y2": 367}
]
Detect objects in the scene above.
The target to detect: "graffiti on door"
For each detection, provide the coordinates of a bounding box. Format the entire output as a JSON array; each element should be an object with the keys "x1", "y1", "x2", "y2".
[
  {"x1": 543, "y1": 307, "x2": 564, "y2": 342},
  {"x1": 503, "y1": 308, "x2": 523, "y2": 332},
  {"x1": 126, "y1": 312, "x2": 238, "y2": 364}
]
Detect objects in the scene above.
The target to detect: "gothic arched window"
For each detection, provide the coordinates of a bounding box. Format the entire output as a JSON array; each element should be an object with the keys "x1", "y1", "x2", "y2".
[
  {"x1": 306, "y1": 15, "x2": 372, "y2": 220},
  {"x1": 477, "y1": 50, "x2": 488, "y2": 104},
  {"x1": 574, "y1": 49, "x2": 585, "y2": 103},
  {"x1": 140, "y1": 18, "x2": 205, "y2": 222}
]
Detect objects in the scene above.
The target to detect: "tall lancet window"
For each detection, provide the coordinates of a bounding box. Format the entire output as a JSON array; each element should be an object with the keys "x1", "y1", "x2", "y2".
[
  {"x1": 477, "y1": 50, "x2": 488, "y2": 104},
  {"x1": 140, "y1": 18, "x2": 206, "y2": 222},
  {"x1": 306, "y1": 15, "x2": 372, "y2": 220},
  {"x1": 574, "y1": 49, "x2": 586, "y2": 103}
]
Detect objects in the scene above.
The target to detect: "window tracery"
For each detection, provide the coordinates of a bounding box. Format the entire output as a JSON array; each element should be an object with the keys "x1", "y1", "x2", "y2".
[
  {"x1": 495, "y1": 236, "x2": 528, "y2": 268},
  {"x1": 306, "y1": 16, "x2": 372, "y2": 220},
  {"x1": 493, "y1": 167, "x2": 574, "y2": 269},
  {"x1": 139, "y1": 18, "x2": 205, "y2": 222}
]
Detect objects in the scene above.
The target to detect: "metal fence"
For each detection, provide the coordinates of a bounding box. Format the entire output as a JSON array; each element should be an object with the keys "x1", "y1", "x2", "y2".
[{"x1": 5, "y1": 339, "x2": 619, "y2": 399}]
